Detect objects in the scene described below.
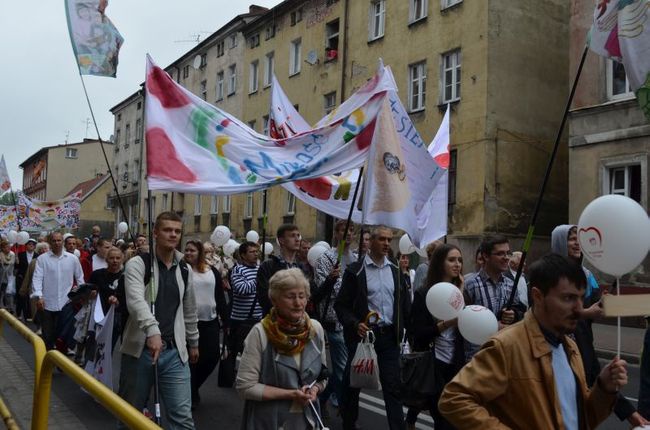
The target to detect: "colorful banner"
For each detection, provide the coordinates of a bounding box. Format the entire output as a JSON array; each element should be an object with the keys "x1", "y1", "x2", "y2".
[
  {"x1": 145, "y1": 55, "x2": 395, "y2": 194},
  {"x1": 589, "y1": 0, "x2": 650, "y2": 118},
  {"x1": 0, "y1": 206, "x2": 18, "y2": 232},
  {"x1": 0, "y1": 155, "x2": 11, "y2": 195},
  {"x1": 17, "y1": 192, "x2": 81, "y2": 231},
  {"x1": 65, "y1": 0, "x2": 124, "y2": 77}
]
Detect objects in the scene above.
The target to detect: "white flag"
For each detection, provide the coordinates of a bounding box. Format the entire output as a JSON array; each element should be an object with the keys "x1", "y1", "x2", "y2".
[
  {"x1": 0, "y1": 155, "x2": 12, "y2": 195},
  {"x1": 84, "y1": 303, "x2": 114, "y2": 390}
]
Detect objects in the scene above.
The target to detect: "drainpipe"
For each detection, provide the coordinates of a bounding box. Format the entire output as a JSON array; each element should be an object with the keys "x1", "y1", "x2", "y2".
[{"x1": 340, "y1": 0, "x2": 350, "y2": 101}]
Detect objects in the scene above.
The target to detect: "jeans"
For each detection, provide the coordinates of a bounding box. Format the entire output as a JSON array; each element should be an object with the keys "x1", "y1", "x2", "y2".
[
  {"x1": 341, "y1": 327, "x2": 405, "y2": 430},
  {"x1": 639, "y1": 325, "x2": 650, "y2": 418},
  {"x1": 118, "y1": 347, "x2": 195, "y2": 429},
  {"x1": 319, "y1": 329, "x2": 348, "y2": 407}
]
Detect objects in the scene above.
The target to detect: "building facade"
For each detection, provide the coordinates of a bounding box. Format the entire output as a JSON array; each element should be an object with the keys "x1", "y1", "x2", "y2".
[
  {"x1": 569, "y1": 0, "x2": 650, "y2": 287},
  {"x1": 66, "y1": 174, "x2": 115, "y2": 238}
]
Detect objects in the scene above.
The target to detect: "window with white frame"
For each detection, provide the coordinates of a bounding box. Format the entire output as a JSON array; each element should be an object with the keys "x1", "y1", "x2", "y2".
[
  {"x1": 263, "y1": 115, "x2": 270, "y2": 135},
  {"x1": 217, "y1": 41, "x2": 225, "y2": 57},
  {"x1": 326, "y1": 20, "x2": 340, "y2": 52},
  {"x1": 194, "y1": 195, "x2": 202, "y2": 215},
  {"x1": 248, "y1": 33, "x2": 260, "y2": 49},
  {"x1": 229, "y1": 34, "x2": 237, "y2": 49},
  {"x1": 258, "y1": 193, "x2": 265, "y2": 217},
  {"x1": 216, "y1": 71, "x2": 224, "y2": 100},
  {"x1": 135, "y1": 118, "x2": 142, "y2": 143},
  {"x1": 200, "y1": 80, "x2": 207, "y2": 100},
  {"x1": 265, "y1": 25, "x2": 276, "y2": 40},
  {"x1": 223, "y1": 195, "x2": 231, "y2": 213},
  {"x1": 441, "y1": 49, "x2": 461, "y2": 103},
  {"x1": 289, "y1": 39, "x2": 302, "y2": 76},
  {"x1": 324, "y1": 92, "x2": 337, "y2": 115},
  {"x1": 125, "y1": 123, "x2": 131, "y2": 147},
  {"x1": 162, "y1": 194, "x2": 168, "y2": 211},
  {"x1": 441, "y1": 0, "x2": 462, "y2": 9},
  {"x1": 249, "y1": 60, "x2": 259, "y2": 93},
  {"x1": 290, "y1": 8, "x2": 303, "y2": 26},
  {"x1": 200, "y1": 53, "x2": 207, "y2": 68},
  {"x1": 608, "y1": 165, "x2": 642, "y2": 203},
  {"x1": 245, "y1": 192, "x2": 254, "y2": 218},
  {"x1": 65, "y1": 147, "x2": 78, "y2": 159},
  {"x1": 210, "y1": 195, "x2": 218, "y2": 214},
  {"x1": 369, "y1": 0, "x2": 386, "y2": 41},
  {"x1": 264, "y1": 52, "x2": 275, "y2": 87},
  {"x1": 408, "y1": 61, "x2": 427, "y2": 112},
  {"x1": 286, "y1": 191, "x2": 296, "y2": 215},
  {"x1": 228, "y1": 64, "x2": 237, "y2": 95},
  {"x1": 607, "y1": 59, "x2": 633, "y2": 100},
  {"x1": 410, "y1": 0, "x2": 428, "y2": 23},
  {"x1": 183, "y1": 65, "x2": 189, "y2": 79}
]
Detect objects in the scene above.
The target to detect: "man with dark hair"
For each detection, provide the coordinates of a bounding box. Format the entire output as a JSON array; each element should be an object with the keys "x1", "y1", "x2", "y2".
[
  {"x1": 440, "y1": 253, "x2": 629, "y2": 429},
  {"x1": 229, "y1": 241, "x2": 262, "y2": 357},
  {"x1": 92, "y1": 237, "x2": 111, "y2": 271},
  {"x1": 118, "y1": 211, "x2": 198, "y2": 428},
  {"x1": 463, "y1": 234, "x2": 525, "y2": 359},
  {"x1": 135, "y1": 234, "x2": 148, "y2": 254},
  {"x1": 255, "y1": 223, "x2": 302, "y2": 316},
  {"x1": 335, "y1": 225, "x2": 411, "y2": 430}
]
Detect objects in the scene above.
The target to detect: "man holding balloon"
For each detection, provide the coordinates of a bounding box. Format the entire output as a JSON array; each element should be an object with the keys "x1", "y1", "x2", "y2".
[{"x1": 439, "y1": 253, "x2": 628, "y2": 429}]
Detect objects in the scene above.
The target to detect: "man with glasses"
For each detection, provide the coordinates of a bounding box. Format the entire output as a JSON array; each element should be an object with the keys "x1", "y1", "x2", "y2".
[{"x1": 463, "y1": 234, "x2": 526, "y2": 359}]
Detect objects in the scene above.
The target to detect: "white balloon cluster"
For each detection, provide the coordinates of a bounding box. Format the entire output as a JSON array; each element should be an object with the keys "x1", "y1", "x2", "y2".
[
  {"x1": 211, "y1": 225, "x2": 231, "y2": 247},
  {"x1": 17, "y1": 231, "x2": 30, "y2": 245},
  {"x1": 262, "y1": 242, "x2": 273, "y2": 256},
  {"x1": 223, "y1": 239, "x2": 240, "y2": 257},
  {"x1": 246, "y1": 230, "x2": 259, "y2": 243},
  {"x1": 118, "y1": 222, "x2": 129, "y2": 234},
  {"x1": 308, "y1": 243, "x2": 330, "y2": 267},
  {"x1": 398, "y1": 234, "x2": 427, "y2": 257},
  {"x1": 7, "y1": 230, "x2": 17, "y2": 244}
]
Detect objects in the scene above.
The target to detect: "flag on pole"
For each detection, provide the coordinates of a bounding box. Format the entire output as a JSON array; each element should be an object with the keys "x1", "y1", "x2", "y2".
[
  {"x1": 65, "y1": 0, "x2": 124, "y2": 77},
  {"x1": 589, "y1": 0, "x2": 650, "y2": 118},
  {"x1": 84, "y1": 301, "x2": 114, "y2": 390},
  {"x1": 0, "y1": 155, "x2": 12, "y2": 195}
]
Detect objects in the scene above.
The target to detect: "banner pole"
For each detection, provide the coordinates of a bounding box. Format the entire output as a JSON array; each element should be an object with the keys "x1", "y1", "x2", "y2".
[
  {"x1": 260, "y1": 189, "x2": 268, "y2": 261},
  {"x1": 146, "y1": 189, "x2": 161, "y2": 425},
  {"x1": 338, "y1": 166, "x2": 364, "y2": 263},
  {"x1": 10, "y1": 190, "x2": 22, "y2": 231},
  {"x1": 506, "y1": 44, "x2": 589, "y2": 309}
]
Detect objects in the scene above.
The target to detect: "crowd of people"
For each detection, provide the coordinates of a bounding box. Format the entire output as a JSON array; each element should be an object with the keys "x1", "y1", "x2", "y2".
[{"x1": 0, "y1": 214, "x2": 649, "y2": 429}]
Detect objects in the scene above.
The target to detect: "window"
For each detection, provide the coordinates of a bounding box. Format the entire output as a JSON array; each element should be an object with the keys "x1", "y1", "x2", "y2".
[
  {"x1": 441, "y1": 49, "x2": 461, "y2": 103},
  {"x1": 448, "y1": 149, "x2": 457, "y2": 208},
  {"x1": 248, "y1": 33, "x2": 260, "y2": 49},
  {"x1": 326, "y1": 20, "x2": 340, "y2": 56},
  {"x1": 217, "y1": 41, "x2": 225, "y2": 57},
  {"x1": 410, "y1": 0, "x2": 428, "y2": 22},
  {"x1": 194, "y1": 195, "x2": 202, "y2": 215},
  {"x1": 223, "y1": 195, "x2": 231, "y2": 213},
  {"x1": 200, "y1": 80, "x2": 207, "y2": 100},
  {"x1": 229, "y1": 34, "x2": 237, "y2": 49},
  {"x1": 607, "y1": 60, "x2": 633, "y2": 100},
  {"x1": 248, "y1": 120, "x2": 256, "y2": 131},
  {"x1": 258, "y1": 193, "x2": 265, "y2": 217},
  {"x1": 115, "y1": 129, "x2": 121, "y2": 147},
  {"x1": 290, "y1": 8, "x2": 303, "y2": 26},
  {"x1": 289, "y1": 39, "x2": 302, "y2": 76},
  {"x1": 608, "y1": 165, "x2": 642, "y2": 203},
  {"x1": 216, "y1": 71, "x2": 224, "y2": 100},
  {"x1": 65, "y1": 148, "x2": 78, "y2": 159},
  {"x1": 245, "y1": 192, "x2": 254, "y2": 218},
  {"x1": 263, "y1": 115, "x2": 270, "y2": 135},
  {"x1": 117, "y1": 113, "x2": 122, "y2": 121},
  {"x1": 442, "y1": 0, "x2": 462, "y2": 9},
  {"x1": 264, "y1": 52, "x2": 275, "y2": 87},
  {"x1": 249, "y1": 61, "x2": 259, "y2": 93},
  {"x1": 132, "y1": 160, "x2": 139, "y2": 185},
  {"x1": 105, "y1": 194, "x2": 113, "y2": 209},
  {"x1": 136, "y1": 101, "x2": 142, "y2": 110},
  {"x1": 183, "y1": 65, "x2": 189, "y2": 78},
  {"x1": 200, "y1": 53, "x2": 207, "y2": 69},
  {"x1": 135, "y1": 118, "x2": 142, "y2": 143},
  {"x1": 162, "y1": 194, "x2": 168, "y2": 211},
  {"x1": 286, "y1": 191, "x2": 296, "y2": 215},
  {"x1": 369, "y1": 0, "x2": 386, "y2": 41},
  {"x1": 124, "y1": 123, "x2": 131, "y2": 147},
  {"x1": 408, "y1": 61, "x2": 427, "y2": 112},
  {"x1": 228, "y1": 64, "x2": 237, "y2": 95},
  {"x1": 324, "y1": 92, "x2": 337, "y2": 115},
  {"x1": 265, "y1": 25, "x2": 276, "y2": 40},
  {"x1": 210, "y1": 195, "x2": 219, "y2": 214}
]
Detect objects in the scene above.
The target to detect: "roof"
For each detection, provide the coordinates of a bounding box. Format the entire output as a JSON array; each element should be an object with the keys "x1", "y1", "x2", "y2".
[
  {"x1": 19, "y1": 138, "x2": 113, "y2": 168},
  {"x1": 65, "y1": 174, "x2": 110, "y2": 202}
]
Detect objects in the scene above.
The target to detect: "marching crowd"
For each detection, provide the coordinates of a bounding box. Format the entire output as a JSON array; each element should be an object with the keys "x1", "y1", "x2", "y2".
[{"x1": 0, "y1": 214, "x2": 649, "y2": 429}]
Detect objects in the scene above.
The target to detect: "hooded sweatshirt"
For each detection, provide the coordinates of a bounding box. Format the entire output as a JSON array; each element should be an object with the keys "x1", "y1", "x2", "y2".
[{"x1": 550, "y1": 224, "x2": 599, "y2": 302}]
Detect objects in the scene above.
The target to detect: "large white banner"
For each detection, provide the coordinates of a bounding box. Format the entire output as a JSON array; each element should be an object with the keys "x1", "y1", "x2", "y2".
[{"x1": 84, "y1": 301, "x2": 114, "y2": 390}]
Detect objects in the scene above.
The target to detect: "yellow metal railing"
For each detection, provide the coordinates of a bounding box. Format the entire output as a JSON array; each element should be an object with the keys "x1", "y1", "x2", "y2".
[{"x1": 0, "y1": 395, "x2": 19, "y2": 430}]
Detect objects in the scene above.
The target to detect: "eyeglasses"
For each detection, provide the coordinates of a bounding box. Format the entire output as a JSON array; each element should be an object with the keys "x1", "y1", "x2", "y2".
[{"x1": 491, "y1": 251, "x2": 513, "y2": 258}]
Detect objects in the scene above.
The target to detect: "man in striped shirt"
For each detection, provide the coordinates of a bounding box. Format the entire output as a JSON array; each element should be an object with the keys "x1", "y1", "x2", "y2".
[{"x1": 229, "y1": 241, "x2": 262, "y2": 356}]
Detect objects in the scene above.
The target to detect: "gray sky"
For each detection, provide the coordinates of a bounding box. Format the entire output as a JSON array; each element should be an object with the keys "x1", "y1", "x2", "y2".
[{"x1": 0, "y1": 1, "x2": 281, "y2": 191}]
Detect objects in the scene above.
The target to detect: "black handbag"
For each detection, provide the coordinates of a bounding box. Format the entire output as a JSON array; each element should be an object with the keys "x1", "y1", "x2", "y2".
[
  {"x1": 217, "y1": 341, "x2": 237, "y2": 388},
  {"x1": 399, "y1": 347, "x2": 437, "y2": 409}
]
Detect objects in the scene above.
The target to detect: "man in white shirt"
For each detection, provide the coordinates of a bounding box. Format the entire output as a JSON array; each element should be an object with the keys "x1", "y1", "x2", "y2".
[
  {"x1": 31, "y1": 232, "x2": 84, "y2": 349},
  {"x1": 92, "y1": 238, "x2": 111, "y2": 271}
]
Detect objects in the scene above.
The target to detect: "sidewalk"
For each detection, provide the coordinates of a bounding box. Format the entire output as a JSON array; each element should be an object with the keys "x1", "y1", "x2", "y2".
[
  {"x1": 0, "y1": 338, "x2": 87, "y2": 429},
  {"x1": 593, "y1": 322, "x2": 646, "y2": 364}
]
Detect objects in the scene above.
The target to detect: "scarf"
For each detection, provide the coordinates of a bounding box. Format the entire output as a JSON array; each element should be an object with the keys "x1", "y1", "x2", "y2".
[{"x1": 261, "y1": 307, "x2": 313, "y2": 355}]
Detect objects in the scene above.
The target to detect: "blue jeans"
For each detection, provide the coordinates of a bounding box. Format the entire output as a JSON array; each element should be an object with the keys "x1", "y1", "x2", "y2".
[
  {"x1": 319, "y1": 329, "x2": 348, "y2": 406},
  {"x1": 639, "y1": 325, "x2": 650, "y2": 418},
  {"x1": 118, "y1": 347, "x2": 194, "y2": 429}
]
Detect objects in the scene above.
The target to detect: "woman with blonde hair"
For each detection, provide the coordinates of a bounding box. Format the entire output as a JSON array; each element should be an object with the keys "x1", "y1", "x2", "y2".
[{"x1": 237, "y1": 268, "x2": 328, "y2": 430}]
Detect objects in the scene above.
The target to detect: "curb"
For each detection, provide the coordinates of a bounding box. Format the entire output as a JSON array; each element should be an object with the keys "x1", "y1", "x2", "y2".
[{"x1": 596, "y1": 348, "x2": 640, "y2": 365}]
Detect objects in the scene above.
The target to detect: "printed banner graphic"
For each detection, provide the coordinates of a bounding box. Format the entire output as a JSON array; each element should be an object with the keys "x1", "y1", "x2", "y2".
[{"x1": 17, "y1": 192, "x2": 81, "y2": 231}]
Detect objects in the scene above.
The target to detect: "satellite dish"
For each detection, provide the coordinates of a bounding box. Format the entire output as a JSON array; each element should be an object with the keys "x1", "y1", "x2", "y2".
[
  {"x1": 305, "y1": 50, "x2": 318, "y2": 65},
  {"x1": 192, "y1": 55, "x2": 202, "y2": 70}
]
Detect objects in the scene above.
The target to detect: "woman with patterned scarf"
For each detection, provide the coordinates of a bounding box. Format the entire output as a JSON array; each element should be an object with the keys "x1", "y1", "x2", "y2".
[{"x1": 236, "y1": 268, "x2": 328, "y2": 430}]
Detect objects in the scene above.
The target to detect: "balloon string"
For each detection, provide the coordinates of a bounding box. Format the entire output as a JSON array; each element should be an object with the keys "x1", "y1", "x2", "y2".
[{"x1": 616, "y1": 276, "x2": 621, "y2": 358}]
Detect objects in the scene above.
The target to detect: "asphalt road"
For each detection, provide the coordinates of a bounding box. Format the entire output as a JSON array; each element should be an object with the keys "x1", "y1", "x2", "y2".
[{"x1": 4, "y1": 327, "x2": 644, "y2": 429}]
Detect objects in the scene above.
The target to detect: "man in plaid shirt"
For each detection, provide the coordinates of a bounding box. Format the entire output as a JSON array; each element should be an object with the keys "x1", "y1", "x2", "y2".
[{"x1": 464, "y1": 234, "x2": 527, "y2": 359}]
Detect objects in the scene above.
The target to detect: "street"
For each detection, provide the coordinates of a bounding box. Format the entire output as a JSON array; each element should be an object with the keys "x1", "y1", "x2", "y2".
[{"x1": 3, "y1": 326, "x2": 642, "y2": 429}]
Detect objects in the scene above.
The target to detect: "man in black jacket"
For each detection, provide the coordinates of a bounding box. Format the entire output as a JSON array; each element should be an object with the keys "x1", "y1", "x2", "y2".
[{"x1": 335, "y1": 225, "x2": 411, "y2": 430}]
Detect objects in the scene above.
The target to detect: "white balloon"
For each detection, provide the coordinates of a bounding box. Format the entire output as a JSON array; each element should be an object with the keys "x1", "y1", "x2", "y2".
[
  {"x1": 314, "y1": 241, "x2": 331, "y2": 250},
  {"x1": 399, "y1": 234, "x2": 415, "y2": 255},
  {"x1": 425, "y1": 282, "x2": 465, "y2": 320},
  {"x1": 118, "y1": 222, "x2": 129, "y2": 234},
  {"x1": 263, "y1": 242, "x2": 273, "y2": 255},
  {"x1": 7, "y1": 230, "x2": 18, "y2": 243},
  {"x1": 415, "y1": 246, "x2": 427, "y2": 258},
  {"x1": 211, "y1": 225, "x2": 231, "y2": 247},
  {"x1": 223, "y1": 239, "x2": 239, "y2": 257},
  {"x1": 245, "y1": 230, "x2": 260, "y2": 243},
  {"x1": 458, "y1": 305, "x2": 498, "y2": 345},
  {"x1": 17, "y1": 231, "x2": 30, "y2": 245},
  {"x1": 577, "y1": 194, "x2": 650, "y2": 277},
  {"x1": 307, "y1": 245, "x2": 329, "y2": 267}
]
